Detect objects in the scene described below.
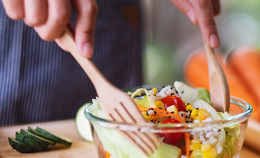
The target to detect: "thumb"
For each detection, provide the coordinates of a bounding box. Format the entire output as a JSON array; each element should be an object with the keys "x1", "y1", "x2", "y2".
[{"x1": 71, "y1": 0, "x2": 98, "y2": 59}]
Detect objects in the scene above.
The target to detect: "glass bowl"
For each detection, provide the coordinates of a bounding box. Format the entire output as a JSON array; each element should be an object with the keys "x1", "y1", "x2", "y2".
[{"x1": 85, "y1": 96, "x2": 252, "y2": 158}]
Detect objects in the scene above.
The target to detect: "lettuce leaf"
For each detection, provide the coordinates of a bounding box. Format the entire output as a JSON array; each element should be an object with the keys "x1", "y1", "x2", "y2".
[
  {"x1": 221, "y1": 145, "x2": 232, "y2": 158},
  {"x1": 196, "y1": 88, "x2": 212, "y2": 105},
  {"x1": 219, "y1": 112, "x2": 240, "y2": 158}
]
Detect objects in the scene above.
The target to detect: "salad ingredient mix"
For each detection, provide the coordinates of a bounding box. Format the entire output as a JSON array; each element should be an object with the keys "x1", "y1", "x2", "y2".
[{"x1": 89, "y1": 81, "x2": 241, "y2": 158}]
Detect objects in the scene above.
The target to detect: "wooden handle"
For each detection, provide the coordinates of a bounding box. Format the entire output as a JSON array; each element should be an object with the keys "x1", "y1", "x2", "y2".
[
  {"x1": 59, "y1": 28, "x2": 108, "y2": 89},
  {"x1": 204, "y1": 41, "x2": 230, "y2": 112}
]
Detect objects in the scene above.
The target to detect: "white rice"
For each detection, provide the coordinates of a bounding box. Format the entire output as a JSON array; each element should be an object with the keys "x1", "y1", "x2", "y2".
[
  {"x1": 155, "y1": 85, "x2": 179, "y2": 100},
  {"x1": 208, "y1": 136, "x2": 217, "y2": 144},
  {"x1": 193, "y1": 120, "x2": 201, "y2": 123},
  {"x1": 206, "y1": 131, "x2": 214, "y2": 138},
  {"x1": 202, "y1": 117, "x2": 213, "y2": 122},
  {"x1": 146, "y1": 109, "x2": 155, "y2": 116}
]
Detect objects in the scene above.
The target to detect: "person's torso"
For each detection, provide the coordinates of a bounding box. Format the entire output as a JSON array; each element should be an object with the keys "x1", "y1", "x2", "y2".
[{"x1": 0, "y1": 0, "x2": 143, "y2": 125}]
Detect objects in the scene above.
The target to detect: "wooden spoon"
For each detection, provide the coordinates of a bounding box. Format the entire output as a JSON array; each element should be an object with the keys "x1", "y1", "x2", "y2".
[{"x1": 204, "y1": 41, "x2": 230, "y2": 112}]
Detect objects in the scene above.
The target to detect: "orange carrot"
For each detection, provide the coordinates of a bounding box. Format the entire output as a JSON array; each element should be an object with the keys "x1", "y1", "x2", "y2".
[
  {"x1": 184, "y1": 48, "x2": 210, "y2": 89},
  {"x1": 184, "y1": 48, "x2": 260, "y2": 121},
  {"x1": 138, "y1": 107, "x2": 171, "y2": 113},
  {"x1": 151, "y1": 113, "x2": 184, "y2": 123},
  {"x1": 106, "y1": 151, "x2": 110, "y2": 158},
  {"x1": 228, "y1": 46, "x2": 260, "y2": 110},
  {"x1": 184, "y1": 132, "x2": 190, "y2": 158},
  {"x1": 137, "y1": 104, "x2": 142, "y2": 108}
]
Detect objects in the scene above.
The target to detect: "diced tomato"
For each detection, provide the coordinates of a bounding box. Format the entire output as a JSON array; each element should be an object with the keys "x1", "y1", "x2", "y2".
[{"x1": 161, "y1": 96, "x2": 186, "y2": 112}]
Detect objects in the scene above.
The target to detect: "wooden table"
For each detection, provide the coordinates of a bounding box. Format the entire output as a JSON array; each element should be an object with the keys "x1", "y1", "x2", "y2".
[{"x1": 0, "y1": 119, "x2": 260, "y2": 158}]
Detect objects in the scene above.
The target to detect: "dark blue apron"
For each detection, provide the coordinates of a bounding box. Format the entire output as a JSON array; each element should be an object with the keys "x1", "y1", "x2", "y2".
[{"x1": 0, "y1": 0, "x2": 143, "y2": 125}]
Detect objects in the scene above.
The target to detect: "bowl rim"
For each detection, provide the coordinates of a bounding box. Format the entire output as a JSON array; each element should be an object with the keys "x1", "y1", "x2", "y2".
[{"x1": 84, "y1": 96, "x2": 252, "y2": 132}]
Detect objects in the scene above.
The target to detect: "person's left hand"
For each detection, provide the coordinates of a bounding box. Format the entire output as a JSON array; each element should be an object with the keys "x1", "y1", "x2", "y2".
[{"x1": 171, "y1": 0, "x2": 220, "y2": 48}]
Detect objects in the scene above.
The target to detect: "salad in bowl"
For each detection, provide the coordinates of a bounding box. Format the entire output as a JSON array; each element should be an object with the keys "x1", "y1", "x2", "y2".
[{"x1": 85, "y1": 81, "x2": 252, "y2": 158}]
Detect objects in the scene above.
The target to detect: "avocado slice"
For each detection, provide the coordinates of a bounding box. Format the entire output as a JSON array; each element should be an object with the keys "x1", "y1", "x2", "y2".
[
  {"x1": 8, "y1": 137, "x2": 33, "y2": 153},
  {"x1": 36, "y1": 127, "x2": 73, "y2": 146}
]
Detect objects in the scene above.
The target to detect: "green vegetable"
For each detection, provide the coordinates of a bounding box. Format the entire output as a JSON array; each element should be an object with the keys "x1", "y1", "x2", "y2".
[
  {"x1": 133, "y1": 95, "x2": 150, "y2": 107},
  {"x1": 221, "y1": 145, "x2": 232, "y2": 158},
  {"x1": 16, "y1": 130, "x2": 50, "y2": 151},
  {"x1": 219, "y1": 112, "x2": 240, "y2": 158},
  {"x1": 150, "y1": 143, "x2": 181, "y2": 158},
  {"x1": 196, "y1": 88, "x2": 212, "y2": 105},
  {"x1": 8, "y1": 137, "x2": 34, "y2": 153},
  {"x1": 76, "y1": 102, "x2": 93, "y2": 142},
  {"x1": 28, "y1": 127, "x2": 56, "y2": 146},
  {"x1": 36, "y1": 127, "x2": 73, "y2": 146},
  {"x1": 131, "y1": 88, "x2": 156, "y2": 108}
]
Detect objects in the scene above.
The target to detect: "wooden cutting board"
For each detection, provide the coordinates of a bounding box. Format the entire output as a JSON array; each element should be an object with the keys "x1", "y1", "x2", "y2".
[
  {"x1": 0, "y1": 119, "x2": 260, "y2": 158},
  {"x1": 0, "y1": 119, "x2": 98, "y2": 158}
]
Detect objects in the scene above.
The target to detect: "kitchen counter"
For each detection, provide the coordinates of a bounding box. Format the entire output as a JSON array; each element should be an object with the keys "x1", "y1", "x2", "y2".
[{"x1": 0, "y1": 119, "x2": 259, "y2": 158}]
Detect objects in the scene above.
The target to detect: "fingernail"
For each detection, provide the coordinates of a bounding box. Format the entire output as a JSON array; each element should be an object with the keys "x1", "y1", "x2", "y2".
[
  {"x1": 187, "y1": 11, "x2": 197, "y2": 24},
  {"x1": 210, "y1": 34, "x2": 219, "y2": 48},
  {"x1": 82, "y1": 43, "x2": 93, "y2": 58}
]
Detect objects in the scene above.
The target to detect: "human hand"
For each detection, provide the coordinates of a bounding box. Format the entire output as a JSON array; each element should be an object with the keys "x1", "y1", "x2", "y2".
[
  {"x1": 171, "y1": 0, "x2": 220, "y2": 48},
  {"x1": 2, "y1": 0, "x2": 98, "y2": 59}
]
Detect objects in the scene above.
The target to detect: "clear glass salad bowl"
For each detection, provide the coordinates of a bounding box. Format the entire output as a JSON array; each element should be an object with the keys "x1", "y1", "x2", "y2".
[{"x1": 84, "y1": 96, "x2": 252, "y2": 158}]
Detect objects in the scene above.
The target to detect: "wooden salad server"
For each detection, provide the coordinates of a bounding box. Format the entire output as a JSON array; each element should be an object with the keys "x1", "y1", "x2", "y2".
[
  {"x1": 204, "y1": 40, "x2": 230, "y2": 112},
  {"x1": 59, "y1": 28, "x2": 160, "y2": 156}
]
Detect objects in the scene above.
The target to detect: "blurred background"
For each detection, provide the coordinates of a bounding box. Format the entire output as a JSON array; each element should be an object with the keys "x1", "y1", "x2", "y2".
[{"x1": 141, "y1": 0, "x2": 260, "y2": 85}]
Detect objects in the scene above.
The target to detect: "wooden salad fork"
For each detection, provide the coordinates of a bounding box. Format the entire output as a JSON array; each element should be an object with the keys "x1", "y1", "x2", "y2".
[
  {"x1": 204, "y1": 40, "x2": 230, "y2": 112},
  {"x1": 59, "y1": 28, "x2": 160, "y2": 156}
]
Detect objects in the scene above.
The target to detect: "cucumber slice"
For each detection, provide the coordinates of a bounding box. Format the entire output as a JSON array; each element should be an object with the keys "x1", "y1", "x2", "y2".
[
  {"x1": 75, "y1": 102, "x2": 93, "y2": 142},
  {"x1": 8, "y1": 137, "x2": 33, "y2": 153},
  {"x1": 36, "y1": 127, "x2": 73, "y2": 146},
  {"x1": 16, "y1": 131, "x2": 49, "y2": 151},
  {"x1": 28, "y1": 127, "x2": 56, "y2": 146}
]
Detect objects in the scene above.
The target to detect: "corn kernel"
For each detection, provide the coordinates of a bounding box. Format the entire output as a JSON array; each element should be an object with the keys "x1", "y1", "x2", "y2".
[
  {"x1": 152, "y1": 88, "x2": 157, "y2": 95},
  {"x1": 189, "y1": 143, "x2": 201, "y2": 151},
  {"x1": 198, "y1": 109, "x2": 210, "y2": 119},
  {"x1": 141, "y1": 111, "x2": 153, "y2": 121},
  {"x1": 203, "y1": 148, "x2": 217, "y2": 158},
  {"x1": 190, "y1": 109, "x2": 198, "y2": 119},
  {"x1": 186, "y1": 105, "x2": 193, "y2": 111},
  {"x1": 201, "y1": 143, "x2": 212, "y2": 151},
  {"x1": 193, "y1": 116, "x2": 203, "y2": 122},
  {"x1": 167, "y1": 105, "x2": 179, "y2": 115},
  {"x1": 191, "y1": 138, "x2": 202, "y2": 144},
  {"x1": 155, "y1": 101, "x2": 165, "y2": 110}
]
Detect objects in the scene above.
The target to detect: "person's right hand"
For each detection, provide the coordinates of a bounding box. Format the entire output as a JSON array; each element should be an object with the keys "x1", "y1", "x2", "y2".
[
  {"x1": 171, "y1": 0, "x2": 220, "y2": 48},
  {"x1": 2, "y1": 0, "x2": 98, "y2": 59}
]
